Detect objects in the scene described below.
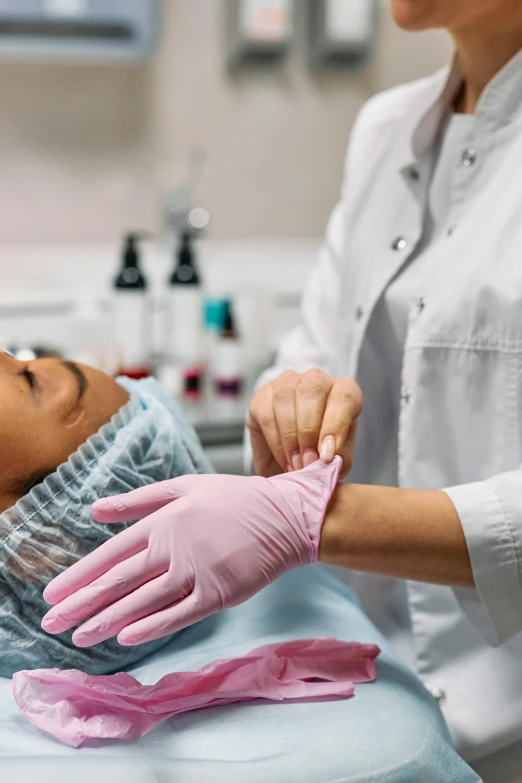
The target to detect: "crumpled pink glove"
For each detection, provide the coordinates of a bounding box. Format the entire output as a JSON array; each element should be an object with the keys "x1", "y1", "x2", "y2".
[
  {"x1": 13, "y1": 638, "x2": 379, "y2": 748},
  {"x1": 41, "y1": 458, "x2": 342, "y2": 647}
]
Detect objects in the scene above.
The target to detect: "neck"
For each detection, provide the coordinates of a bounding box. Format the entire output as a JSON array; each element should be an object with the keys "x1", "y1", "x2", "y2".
[{"x1": 451, "y1": 24, "x2": 522, "y2": 113}]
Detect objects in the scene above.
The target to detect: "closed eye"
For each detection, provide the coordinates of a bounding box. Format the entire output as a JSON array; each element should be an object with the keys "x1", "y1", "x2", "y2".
[{"x1": 19, "y1": 365, "x2": 39, "y2": 392}]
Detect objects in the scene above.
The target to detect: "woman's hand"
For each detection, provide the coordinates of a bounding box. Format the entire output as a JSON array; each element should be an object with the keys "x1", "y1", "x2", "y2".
[
  {"x1": 247, "y1": 369, "x2": 363, "y2": 478},
  {"x1": 41, "y1": 459, "x2": 342, "y2": 647}
]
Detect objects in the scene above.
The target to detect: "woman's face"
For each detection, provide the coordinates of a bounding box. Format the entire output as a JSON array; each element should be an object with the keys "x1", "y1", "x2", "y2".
[
  {"x1": 390, "y1": 0, "x2": 519, "y2": 32},
  {"x1": 0, "y1": 352, "x2": 129, "y2": 513}
]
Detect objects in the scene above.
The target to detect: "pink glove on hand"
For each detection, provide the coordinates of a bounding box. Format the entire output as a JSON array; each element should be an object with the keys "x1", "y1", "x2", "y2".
[{"x1": 41, "y1": 458, "x2": 342, "y2": 647}]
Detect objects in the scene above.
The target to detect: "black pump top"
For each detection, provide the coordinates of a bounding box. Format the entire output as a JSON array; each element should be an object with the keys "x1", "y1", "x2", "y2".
[
  {"x1": 170, "y1": 232, "x2": 201, "y2": 286},
  {"x1": 114, "y1": 233, "x2": 147, "y2": 290}
]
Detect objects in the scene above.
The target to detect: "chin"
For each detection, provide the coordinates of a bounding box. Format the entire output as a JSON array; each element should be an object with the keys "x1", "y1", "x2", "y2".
[{"x1": 389, "y1": 0, "x2": 442, "y2": 31}]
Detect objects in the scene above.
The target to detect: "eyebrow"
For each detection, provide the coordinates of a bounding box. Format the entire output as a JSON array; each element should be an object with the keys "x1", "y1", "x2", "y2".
[{"x1": 60, "y1": 360, "x2": 88, "y2": 402}]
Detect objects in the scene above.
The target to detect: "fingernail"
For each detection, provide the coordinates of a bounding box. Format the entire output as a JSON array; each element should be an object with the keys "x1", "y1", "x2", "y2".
[
  {"x1": 320, "y1": 436, "x2": 336, "y2": 462},
  {"x1": 118, "y1": 630, "x2": 136, "y2": 646},
  {"x1": 94, "y1": 499, "x2": 125, "y2": 512},
  {"x1": 92, "y1": 500, "x2": 109, "y2": 512},
  {"x1": 286, "y1": 464, "x2": 293, "y2": 473},
  {"x1": 41, "y1": 613, "x2": 57, "y2": 632},
  {"x1": 72, "y1": 623, "x2": 99, "y2": 647},
  {"x1": 72, "y1": 632, "x2": 91, "y2": 648},
  {"x1": 291, "y1": 452, "x2": 304, "y2": 471},
  {"x1": 42, "y1": 586, "x2": 55, "y2": 604},
  {"x1": 303, "y1": 448, "x2": 319, "y2": 467}
]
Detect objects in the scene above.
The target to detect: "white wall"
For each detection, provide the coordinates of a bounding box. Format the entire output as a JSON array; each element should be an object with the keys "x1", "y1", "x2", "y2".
[{"x1": 0, "y1": 1, "x2": 452, "y2": 245}]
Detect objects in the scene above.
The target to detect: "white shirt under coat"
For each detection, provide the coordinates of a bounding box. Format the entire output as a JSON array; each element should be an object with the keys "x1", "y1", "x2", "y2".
[{"x1": 252, "y1": 50, "x2": 522, "y2": 778}]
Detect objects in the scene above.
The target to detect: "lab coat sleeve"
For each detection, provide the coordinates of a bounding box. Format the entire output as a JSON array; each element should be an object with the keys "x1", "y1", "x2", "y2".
[{"x1": 444, "y1": 470, "x2": 522, "y2": 646}]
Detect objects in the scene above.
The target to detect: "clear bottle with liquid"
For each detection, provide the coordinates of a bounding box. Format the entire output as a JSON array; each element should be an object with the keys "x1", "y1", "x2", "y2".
[
  {"x1": 112, "y1": 233, "x2": 150, "y2": 378},
  {"x1": 213, "y1": 300, "x2": 243, "y2": 397},
  {"x1": 165, "y1": 231, "x2": 205, "y2": 396}
]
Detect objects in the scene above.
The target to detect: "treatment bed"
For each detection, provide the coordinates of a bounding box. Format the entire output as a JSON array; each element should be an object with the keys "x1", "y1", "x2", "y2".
[{"x1": 0, "y1": 567, "x2": 479, "y2": 782}]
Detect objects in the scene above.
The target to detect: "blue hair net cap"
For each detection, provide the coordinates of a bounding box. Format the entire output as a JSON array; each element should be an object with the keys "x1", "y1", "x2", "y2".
[{"x1": 0, "y1": 377, "x2": 213, "y2": 677}]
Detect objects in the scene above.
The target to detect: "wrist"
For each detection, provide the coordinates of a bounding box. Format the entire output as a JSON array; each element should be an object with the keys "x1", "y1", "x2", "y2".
[
  {"x1": 319, "y1": 483, "x2": 360, "y2": 566},
  {"x1": 269, "y1": 457, "x2": 343, "y2": 564},
  {"x1": 318, "y1": 483, "x2": 473, "y2": 586}
]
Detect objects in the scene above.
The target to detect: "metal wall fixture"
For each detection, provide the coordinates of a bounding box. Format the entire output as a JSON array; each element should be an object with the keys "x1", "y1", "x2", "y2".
[
  {"x1": 0, "y1": 0, "x2": 161, "y2": 62},
  {"x1": 226, "y1": 0, "x2": 294, "y2": 68},
  {"x1": 308, "y1": 0, "x2": 379, "y2": 69}
]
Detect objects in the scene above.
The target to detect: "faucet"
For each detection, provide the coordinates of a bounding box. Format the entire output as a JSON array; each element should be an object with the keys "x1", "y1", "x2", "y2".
[{"x1": 163, "y1": 147, "x2": 210, "y2": 241}]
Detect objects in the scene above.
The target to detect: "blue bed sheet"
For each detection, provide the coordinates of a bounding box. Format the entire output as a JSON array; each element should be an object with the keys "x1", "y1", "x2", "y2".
[{"x1": 0, "y1": 566, "x2": 480, "y2": 782}]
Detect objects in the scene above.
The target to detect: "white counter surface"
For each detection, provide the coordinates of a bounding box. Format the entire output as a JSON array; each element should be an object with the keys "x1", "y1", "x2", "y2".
[
  {"x1": 0, "y1": 240, "x2": 319, "y2": 466},
  {"x1": 0, "y1": 238, "x2": 320, "y2": 307}
]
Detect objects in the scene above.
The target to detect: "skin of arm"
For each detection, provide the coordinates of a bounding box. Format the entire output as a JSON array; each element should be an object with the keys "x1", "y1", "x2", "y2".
[{"x1": 319, "y1": 483, "x2": 474, "y2": 588}]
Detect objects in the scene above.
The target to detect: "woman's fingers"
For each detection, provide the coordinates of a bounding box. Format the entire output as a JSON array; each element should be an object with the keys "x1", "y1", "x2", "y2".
[
  {"x1": 71, "y1": 571, "x2": 188, "y2": 647},
  {"x1": 247, "y1": 417, "x2": 283, "y2": 477},
  {"x1": 271, "y1": 371, "x2": 302, "y2": 469},
  {"x1": 248, "y1": 383, "x2": 288, "y2": 473},
  {"x1": 295, "y1": 369, "x2": 332, "y2": 466},
  {"x1": 41, "y1": 549, "x2": 167, "y2": 635},
  {"x1": 339, "y1": 418, "x2": 359, "y2": 473},
  {"x1": 92, "y1": 480, "x2": 185, "y2": 523},
  {"x1": 118, "y1": 593, "x2": 211, "y2": 646},
  {"x1": 319, "y1": 378, "x2": 363, "y2": 469},
  {"x1": 249, "y1": 370, "x2": 363, "y2": 476},
  {"x1": 42, "y1": 521, "x2": 149, "y2": 606}
]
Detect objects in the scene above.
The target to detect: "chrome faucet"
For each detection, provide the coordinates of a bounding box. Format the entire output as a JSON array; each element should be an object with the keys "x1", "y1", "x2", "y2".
[{"x1": 163, "y1": 147, "x2": 210, "y2": 239}]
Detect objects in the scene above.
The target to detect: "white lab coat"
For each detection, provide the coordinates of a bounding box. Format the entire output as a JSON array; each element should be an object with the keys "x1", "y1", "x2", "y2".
[{"x1": 253, "y1": 51, "x2": 522, "y2": 777}]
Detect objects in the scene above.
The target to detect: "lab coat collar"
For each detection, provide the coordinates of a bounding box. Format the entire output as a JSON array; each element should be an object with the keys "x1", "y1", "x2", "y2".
[
  {"x1": 412, "y1": 46, "x2": 522, "y2": 156},
  {"x1": 410, "y1": 56, "x2": 463, "y2": 162},
  {"x1": 402, "y1": 46, "x2": 522, "y2": 190},
  {"x1": 396, "y1": 65, "x2": 455, "y2": 196},
  {"x1": 473, "y1": 45, "x2": 522, "y2": 132}
]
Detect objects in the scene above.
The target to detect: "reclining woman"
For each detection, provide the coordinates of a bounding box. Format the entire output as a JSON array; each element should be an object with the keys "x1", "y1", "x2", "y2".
[
  {"x1": 0, "y1": 350, "x2": 212, "y2": 675},
  {"x1": 0, "y1": 351, "x2": 477, "y2": 781}
]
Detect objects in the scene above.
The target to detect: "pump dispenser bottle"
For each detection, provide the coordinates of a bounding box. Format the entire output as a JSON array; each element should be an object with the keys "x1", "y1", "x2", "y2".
[
  {"x1": 213, "y1": 299, "x2": 243, "y2": 396},
  {"x1": 112, "y1": 233, "x2": 150, "y2": 378},
  {"x1": 165, "y1": 231, "x2": 204, "y2": 395}
]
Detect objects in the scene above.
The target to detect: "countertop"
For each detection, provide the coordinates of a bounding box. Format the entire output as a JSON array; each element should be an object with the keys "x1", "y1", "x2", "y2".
[
  {"x1": 0, "y1": 239, "x2": 315, "y2": 448},
  {"x1": 0, "y1": 238, "x2": 320, "y2": 307}
]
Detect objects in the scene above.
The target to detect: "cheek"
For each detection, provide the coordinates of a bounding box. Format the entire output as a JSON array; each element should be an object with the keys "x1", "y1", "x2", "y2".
[
  {"x1": 0, "y1": 384, "x2": 86, "y2": 487},
  {"x1": 6, "y1": 402, "x2": 82, "y2": 476},
  {"x1": 79, "y1": 372, "x2": 129, "y2": 434},
  {"x1": 0, "y1": 412, "x2": 51, "y2": 481},
  {"x1": 49, "y1": 414, "x2": 93, "y2": 461}
]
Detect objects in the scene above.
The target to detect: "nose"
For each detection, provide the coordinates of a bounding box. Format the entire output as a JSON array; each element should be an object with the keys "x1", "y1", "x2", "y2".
[
  {"x1": 0, "y1": 351, "x2": 28, "y2": 374},
  {"x1": 0, "y1": 350, "x2": 15, "y2": 366}
]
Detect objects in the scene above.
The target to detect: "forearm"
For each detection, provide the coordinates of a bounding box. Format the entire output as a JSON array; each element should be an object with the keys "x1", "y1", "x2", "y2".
[{"x1": 319, "y1": 483, "x2": 474, "y2": 588}]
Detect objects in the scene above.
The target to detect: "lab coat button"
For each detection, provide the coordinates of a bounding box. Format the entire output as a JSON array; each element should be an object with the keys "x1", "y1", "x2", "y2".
[
  {"x1": 461, "y1": 148, "x2": 477, "y2": 167},
  {"x1": 409, "y1": 165, "x2": 420, "y2": 181},
  {"x1": 447, "y1": 224, "x2": 457, "y2": 236},
  {"x1": 400, "y1": 387, "x2": 412, "y2": 403},
  {"x1": 415, "y1": 297, "x2": 426, "y2": 313},
  {"x1": 392, "y1": 236, "x2": 407, "y2": 251},
  {"x1": 430, "y1": 687, "x2": 446, "y2": 705},
  {"x1": 355, "y1": 306, "x2": 364, "y2": 321}
]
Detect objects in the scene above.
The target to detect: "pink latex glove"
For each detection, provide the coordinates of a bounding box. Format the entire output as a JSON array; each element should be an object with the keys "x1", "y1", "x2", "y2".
[
  {"x1": 41, "y1": 458, "x2": 342, "y2": 648},
  {"x1": 13, "y1": 638, "x2": 379, "y2": 748}
]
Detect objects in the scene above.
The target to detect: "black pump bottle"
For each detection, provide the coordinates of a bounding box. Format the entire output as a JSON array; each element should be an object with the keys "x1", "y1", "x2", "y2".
[
  {"x1": 112, "y1": 232, "x2": 150, "y2": 378},
  {"x1": 114, "y1": 233, "x2": 148, "y2": 290}
]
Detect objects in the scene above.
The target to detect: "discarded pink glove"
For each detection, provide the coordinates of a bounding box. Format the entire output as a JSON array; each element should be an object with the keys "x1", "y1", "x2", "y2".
[
  {"x1": 13, "y1": 638, "x2": 379, "y2": 748},
  {"x1": 42, "y1": 458, "x2": 342, "y2": 648}
]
